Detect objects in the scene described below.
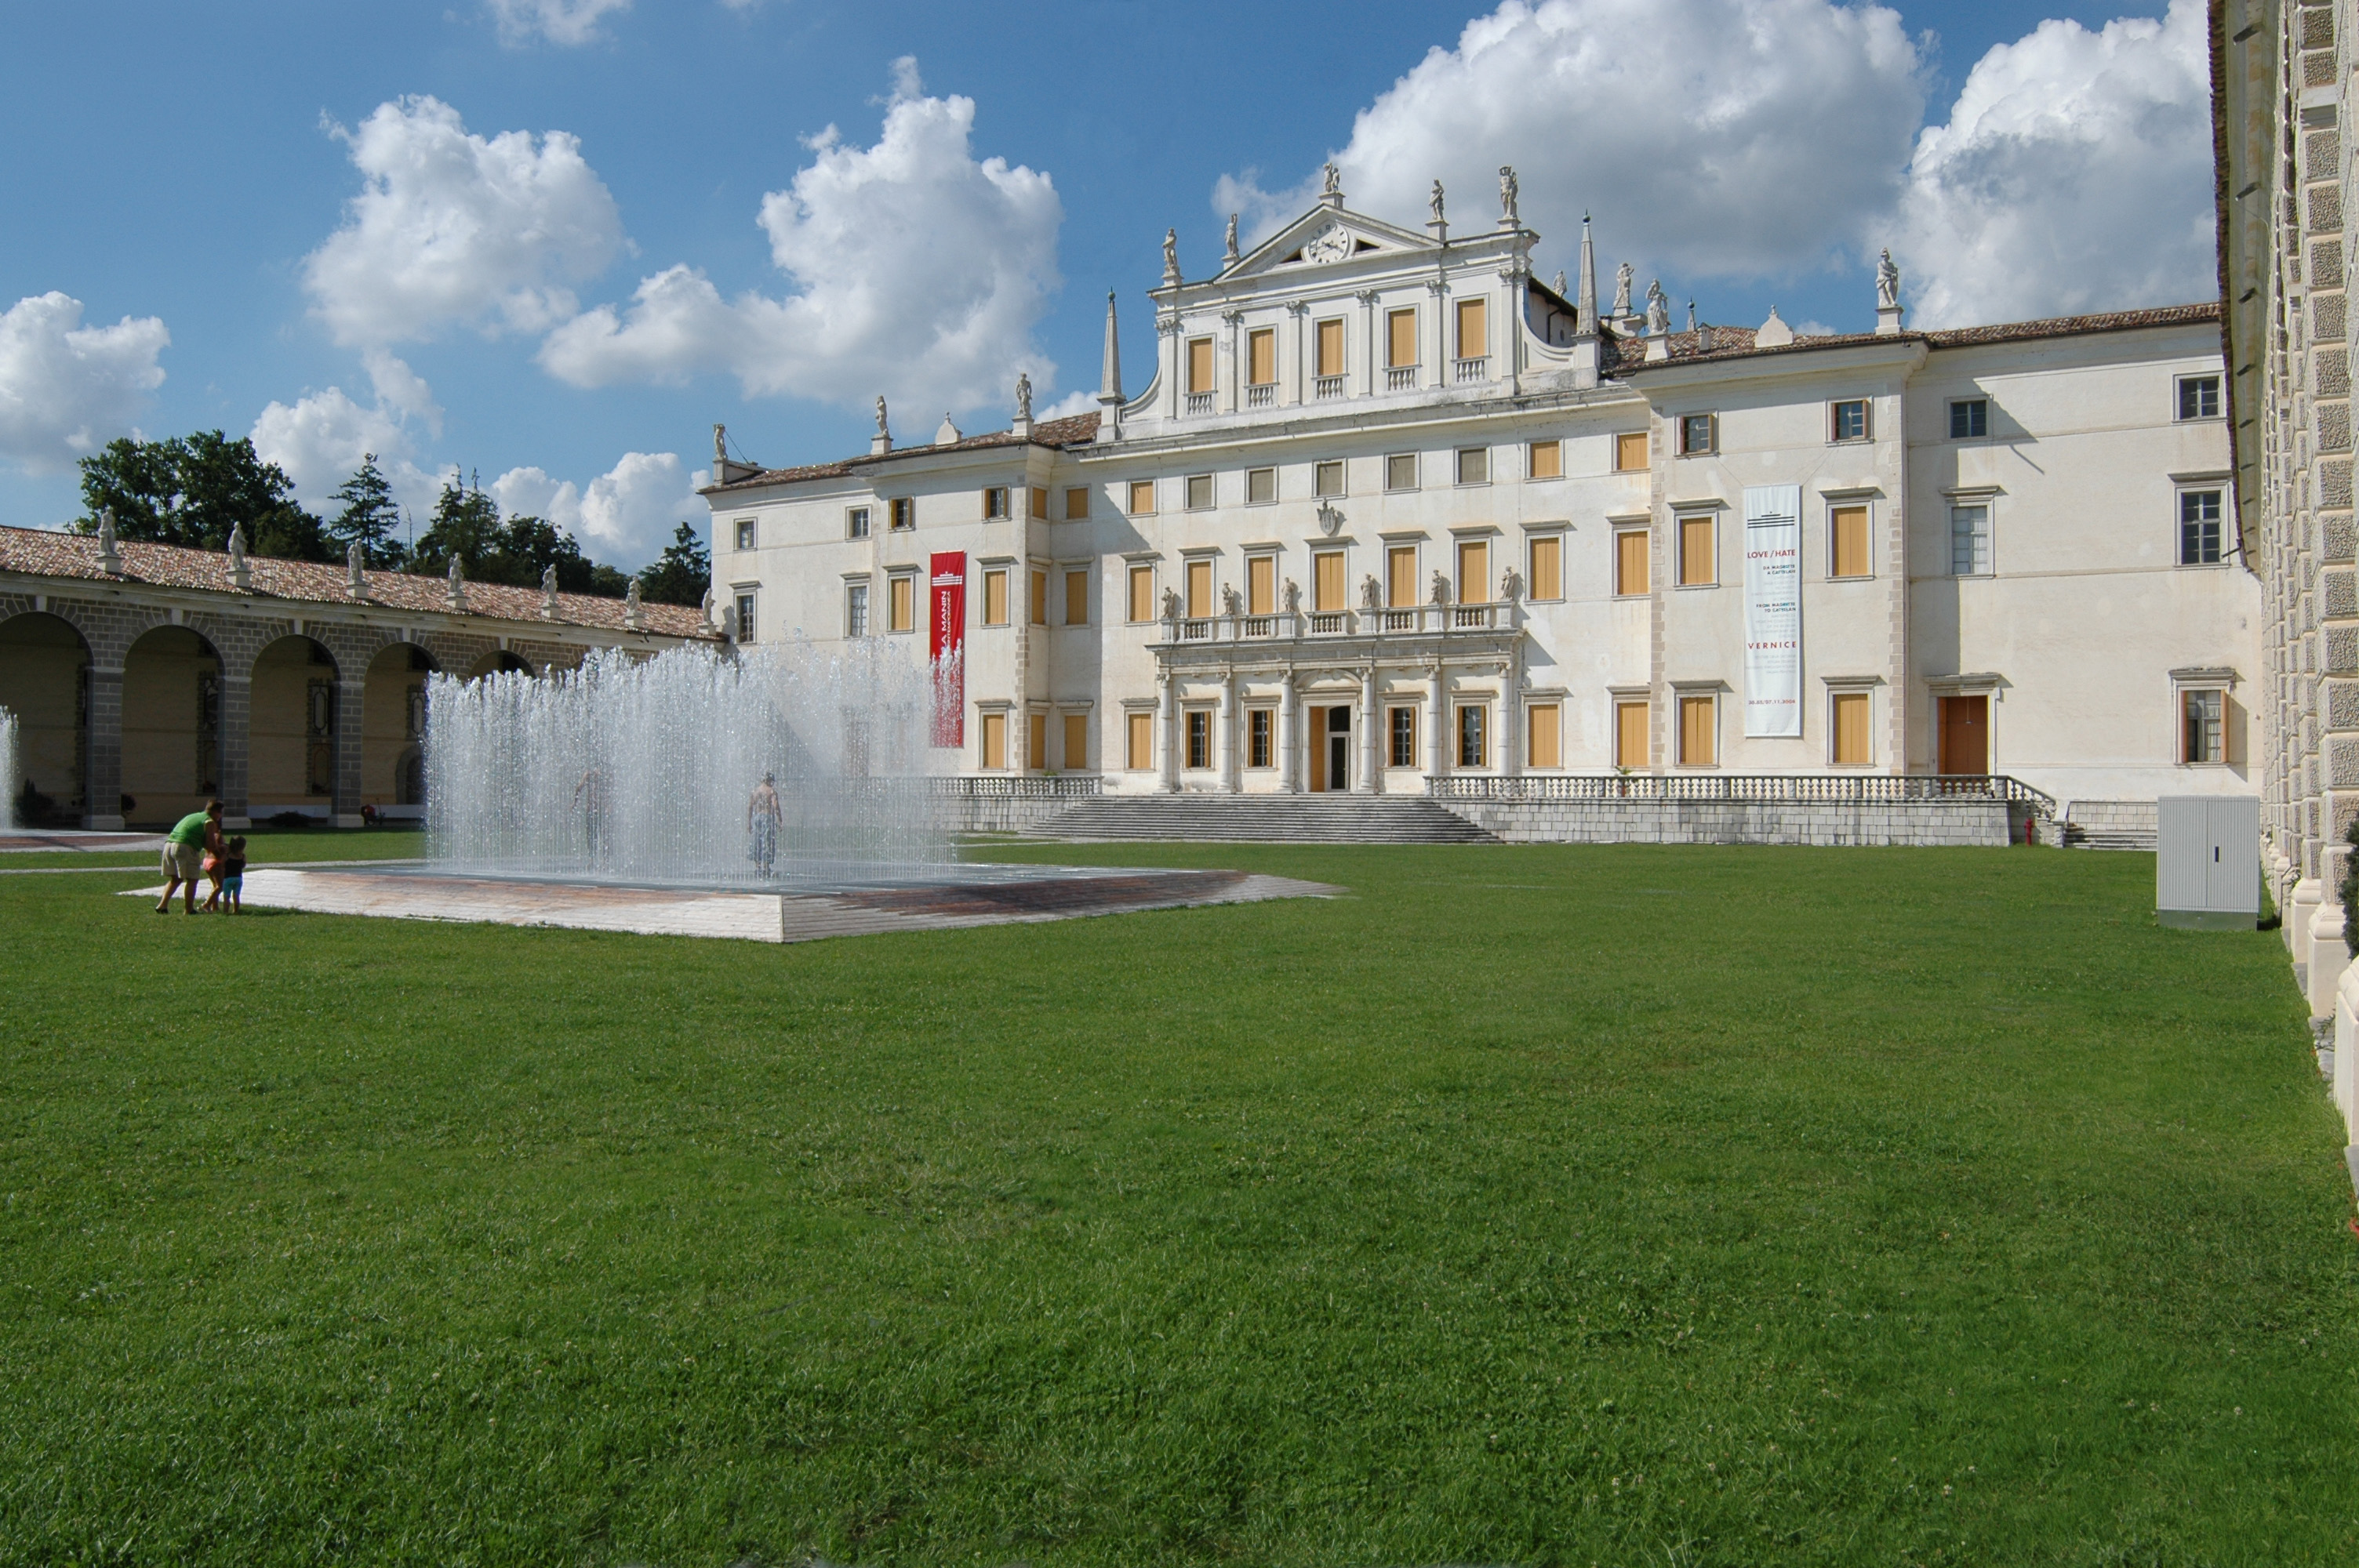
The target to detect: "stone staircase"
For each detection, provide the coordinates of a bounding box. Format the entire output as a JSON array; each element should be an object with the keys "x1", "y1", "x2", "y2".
[
  {"x1": 2037, "y1": 799, "x2": 2158, "y2": 851},
  {"x1": 1023, "y1": 793, "x2": 1501, "y2": 844}
]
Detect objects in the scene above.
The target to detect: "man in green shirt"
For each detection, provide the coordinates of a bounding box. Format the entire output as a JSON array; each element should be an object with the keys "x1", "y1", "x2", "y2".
[{"x1": 157, "y1": 800, "x2": 223, "y2": 914}]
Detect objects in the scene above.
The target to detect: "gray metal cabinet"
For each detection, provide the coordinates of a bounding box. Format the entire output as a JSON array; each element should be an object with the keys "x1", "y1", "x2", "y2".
[{"x1": 2157, "y1": 795, "x2": 2260, "y2": 930}]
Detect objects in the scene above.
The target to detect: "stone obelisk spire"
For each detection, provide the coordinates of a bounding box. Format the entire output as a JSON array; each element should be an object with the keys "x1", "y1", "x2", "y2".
[
  {"x1": 1576, "y1": 212, "x2": 1599, "y2": 336},
  {"x1": 1096, "y1": 290, "x2": 1124, "y2": 444}
]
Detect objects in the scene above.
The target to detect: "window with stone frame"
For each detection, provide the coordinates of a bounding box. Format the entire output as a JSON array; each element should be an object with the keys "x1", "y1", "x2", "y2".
[{"x1": 2179, "y1": 490, "x2": 2224, "y2": 565}]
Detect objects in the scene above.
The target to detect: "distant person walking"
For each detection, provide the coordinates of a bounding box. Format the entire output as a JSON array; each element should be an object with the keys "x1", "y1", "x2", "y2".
[
  {"x1": 156, "y1": 800, "x2": 223, "y2": 914},
  {"x1": 572, "y1": 766, "x2": 607, "y2": 866},
  {"x1": 747, "y1": 771, "x2": 782, "y2": 879}
]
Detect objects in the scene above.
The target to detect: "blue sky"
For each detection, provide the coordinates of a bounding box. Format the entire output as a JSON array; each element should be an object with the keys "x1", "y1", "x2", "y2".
[{"x1": 0, "y1": 1, "x2": 2212, "y2": 568}]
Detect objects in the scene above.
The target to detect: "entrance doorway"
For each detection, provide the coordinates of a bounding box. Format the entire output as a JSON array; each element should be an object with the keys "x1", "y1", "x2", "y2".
[
  {"x1": 1307, "y1": 705, "x2": 1350, "y2": 791},
  {"x1": 1938, "y1": 695, "x2": 1989, "y2": 775}
]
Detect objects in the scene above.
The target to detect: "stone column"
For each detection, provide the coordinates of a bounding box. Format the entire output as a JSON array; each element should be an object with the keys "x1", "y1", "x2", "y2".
[
  {"x1": 83, "y1": 662, "x2": 124, "y2": 829},
  {"x1": 333, "y1": 677, "x2": 366, "y2": 827},
  {"x1": 1157, "y1": 670, "x2": 1179, "y2": 793},
  {"x1": 1286, "y1": 302, "x2": 1308, "y2": 408},
  {"x1": 1277, "y1": 673, "x2": 1299, "y2": 793},
  {"x1": 1500, "y1": 659, "x2": 1524, "y2": 781},
  {"x1": 1218, "y1": 670, "x2": 1238, "y2": 793},
  {"x1": 1358, "y1": 665, "x2": 1380, "y2": 793},
  {"x1": 1427, "y1": 662, "x2": 1448, "y2": 781},
  {"x1": 217, "y1": 674, "x2": 252, "y2": 829}
]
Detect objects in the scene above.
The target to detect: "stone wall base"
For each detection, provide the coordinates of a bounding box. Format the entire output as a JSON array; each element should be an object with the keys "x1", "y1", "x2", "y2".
[
  {"x1": 1437, "y1": 799, "x2": 2016, "y2": 848},
  {"x1": 940, "y1": 795, "x2": 1096, "y2": 835}
]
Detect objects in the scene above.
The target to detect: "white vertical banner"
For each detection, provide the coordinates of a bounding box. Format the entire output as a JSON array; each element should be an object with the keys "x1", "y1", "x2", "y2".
[{"x1": 1743, "y1": 485, "x2": 1804, "y2": 738}]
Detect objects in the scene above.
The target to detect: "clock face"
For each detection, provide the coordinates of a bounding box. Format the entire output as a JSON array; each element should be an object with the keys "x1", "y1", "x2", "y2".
[{"x1": 1304, "y1": 225, "x2": 1353, "y2": 264}]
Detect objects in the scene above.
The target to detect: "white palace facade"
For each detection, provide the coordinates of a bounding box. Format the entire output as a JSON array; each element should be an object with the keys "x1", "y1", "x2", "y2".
[{"x1": 703, "y1": 180, "x2": 2256, "y2": 813}]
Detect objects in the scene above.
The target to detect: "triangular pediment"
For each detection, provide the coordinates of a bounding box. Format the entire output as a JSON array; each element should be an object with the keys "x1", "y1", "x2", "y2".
[{"x1": 1221, "y1": 205, "x2": 1439, "y2": 281}]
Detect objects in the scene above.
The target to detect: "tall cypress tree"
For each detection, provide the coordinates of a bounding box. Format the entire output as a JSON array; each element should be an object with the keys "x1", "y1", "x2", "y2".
[{"x1": 328, "y1": 453, "x2": 403, "y2": 568}]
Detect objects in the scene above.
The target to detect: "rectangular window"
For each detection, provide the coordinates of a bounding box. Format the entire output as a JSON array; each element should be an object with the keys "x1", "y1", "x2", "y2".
[
  {"x1": 1125, "y1": 710, "x2": 1153, "y2": 770},
  {"x1": 1028, "y1": 487, "x2": 1049, "y2": 521},
  {"x1": 1950, "y1": 503, "x2": 1991, "y2": 575},
  {"x1": 847, "y1": 506, "x2": 871, "y2": 539},
  {"x1": 889, "y1": 575, "x2": 914, "y2": 633},
  {"x1": 1949, "y1": 398, "x2": 1988, "y2": 439},
  {"x1": 1187, "y1": 336, "x2": 1214, "y2": 396},
  {"x1": 1677, "y1": 516, "x2": 1716, "y2": 586},
  {"x1": 1527, "y1": 702, "x2": 1561, "y2": 769},
  {"x1": 1064, "y1": 713, "x2": 1089, "y2": 771},
  {"x1": 1065, "y1": 568, "x2": 1089, "y2": 625},
  {"x1": 1187, "y1": 710, "x2": 1211, "y2": 770},
  {"x1": 1528, "y1": 535, "x2": 1562, "y2": 601},
  {"x1": 1247, "y1": 554, "x2": 1275, "y2": 615},
  {"x1": 1247, "y1": 466, "x2": 1276, "y2": 504},
  {"x1": 1314, "y1": 550, "x2": 1347, "y2": 613},
  {"x1": 845, "y1": 583, "x2": 869, "y2": 637},
  {"x1": 1247, "y1": 328, "x2": 1276, "y2": 386},
  {"x1": 1385, "y1": 453, "x2": 1418, "y2": 492},
  {"x1": 1616, "y1": 430, "x2": 1649, "y2": 471},
  {"x1": 1528, "y1": 439, "x2": 1562, "y2": 479},
  {"x1": 1128, "y1": 479, "x2": 1155, "y2": 515},
  {"x1": 1390, "y1": 706, "x2": 1418, "y2": 768},
  {"x1": 1830, "y1": 399, "x2": 1869, "y2": 442},
  {"x1": 1315, "y1": 459, "x2": 1345, "y2": 497},
  {"x1": 1387, "y1": 545, "x2": 1417, "y2": 608},
  {"x1": 983, "y1": 486, "x2": 1010, "y2": 520},
  {"x1": 1027, "y1": 712, "x2": 1047, "y2": 771},
  {"x1": 2183, "y1": 688, "x2": 2224, "y2": 763},
  {"x1": 2178, "y1": 374, "x2": 2222, "y2": 421},
  {"x1": 983, "y1": 568, "x2": 1009, "y2": 626},
  {"x1": 1455, "y1": 296, "x2": 1486, "y2": 359},
  {"x1": 1457, "y1": 539, "x2": 1488, "y2": 603},
  {"x1": 1615, "y1": 529, "x2": 1650, "y2": 597},
  {"x1": 1186, "y1": 474, "x2": 1214, "y2": 510},
  {"x1": 1456, "y1": 447, "x2": 1488, "y2": 485},
  {"x1": 1678, "y1": 695, "x2": 1716, "y2": 766},
  {"x1": 1316, "y1": 318, "x2": 1345, "y2": 377},
  {"x1": 2179, "y1": 490, "x2": 2223, "y2": 564},
  {"x1": 735, "y1": 517, "x2": 757, "y2": 551},
  {"x1": 1129, "y1": 564, "x2": 1154, "y2": 622},
  {"x1": 980, "y1": 711, "x2": 1007, "y2": 770},
  {"x1": 1830, "y1": 505, "x2": 1871, "y2": 578},
  {"x1": 1615, "y1": 700, "x2": 1648, "y2": 769},
  {"x1": 1678, "y1": 413, "x2": 1715, "y2": 456},
  {"x1": 1457, "y1": 704, "x2": 1487, "y2": 768},
  {"x1": 1065, "y1": 487, "x2": 1090, "y2": 521},
  {"x1": 1832, "y1": 691, "x2": 1871, "y2": 765},
  {"x1": 1030, "y1": 568, "x2": 1048, "y2": 625},
  {"x1": 1387, "y1": 307, "x2": 1418, "y2": 368},
  {"x1": 1185, "y1": 558, "x2": 1212, "y2": 619},
  {"x1": 890, "y1": 497, "x2": 914, "y2": 530},
  {"x1": 735, "y1": 590, "x2": 758, "y2": 644},
  {"x1": 1249, "y1": 709, "x2": 1273, "y2": 768}
]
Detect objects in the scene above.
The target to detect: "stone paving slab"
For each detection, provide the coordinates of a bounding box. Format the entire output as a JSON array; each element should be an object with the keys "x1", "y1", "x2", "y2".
[{"x1": 156, "y1": 864, "x2": 1339, "y2": 943}]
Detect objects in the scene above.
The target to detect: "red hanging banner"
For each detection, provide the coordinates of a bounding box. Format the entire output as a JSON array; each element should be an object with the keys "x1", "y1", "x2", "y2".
[{"x1": 929, "y1": 551, "x2": 966, "y2": 747}]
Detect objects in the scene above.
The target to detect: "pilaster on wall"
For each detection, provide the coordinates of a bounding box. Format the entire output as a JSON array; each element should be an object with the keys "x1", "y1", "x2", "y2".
[{"x1": 2304, "y1": 1, "x2": 2359, "y2": 924}]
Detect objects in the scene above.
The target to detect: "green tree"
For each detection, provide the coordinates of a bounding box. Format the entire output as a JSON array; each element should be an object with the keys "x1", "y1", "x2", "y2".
[
  {"x1": 76, "y1": 432, "x2": 332, "y2": 562},
  {"x1": 637, "y1": 521, "x2": 711, "y2": 607},
  {"x1": 408, "y1": 476, "x2": 504, "y2": 579},
  {"x1": 328, "y1": 454, "x2": 404, "y2": 568}
]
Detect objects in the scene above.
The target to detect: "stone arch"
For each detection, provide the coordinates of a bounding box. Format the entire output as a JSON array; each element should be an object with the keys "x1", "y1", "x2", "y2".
[
  {"x1": 248, "y1": 632, "x2": 342, "y2": 820},
  {"x1": 0, "y1": 607, "x2": 92, "y2": 824},
  {"x1": 365, "y1": 639, "x2": 439, "y2": 815},
  {"x1": 467, "y1": 649, "x2": 534, "y2": 680},
  {"x1": 120, "y1": 622, "x2": 225, "y2": 828}
]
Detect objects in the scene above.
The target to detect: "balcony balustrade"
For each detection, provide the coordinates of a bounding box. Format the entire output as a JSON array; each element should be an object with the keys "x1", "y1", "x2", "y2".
[
  {"x1": 1157, "y1": 601, "x2": 1510, "y2": 647},
  {"x1": 1185, "y1": 391, "x2": 1214, "y2": 415},
  {"x1": 1385, "y1": 366, "x2": 1418, "y2": 392},
  {"x1": 1245, "y1": 383, "x2": 1275, "y2": 408},
  {"x1": 1452, "y1": 356, "x2": 1489, "y2": 384},
  {"x1": 1314, "y1": 375, "x2": 1347, "y2": 401}
]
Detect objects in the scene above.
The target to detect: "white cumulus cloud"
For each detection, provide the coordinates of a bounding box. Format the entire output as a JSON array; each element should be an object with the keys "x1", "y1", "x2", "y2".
[
  {"x1": 489, "y1": 450, "x2": 702, "y2": 568},
  {"x1": 249, "y1": 386, "x2": 449, "y2": 522},
  {"x1": 304, "y1": 96, "x2": 624, "y2": 348},
  {"x1": 485, "y1": 0, "x2": 631, "y2": 46},
  {"x1": 1212, "y1": 0, "x2": 1925, "y2": 288},
  {"x1": 539, "y1": 58, "x2": 1061, "y2": 417},
  {"x1": 0, "y1": 292, "x2": 169, "y2": 471},
  {"x1": 1891, "y1": 0, "x2": 2215, "y2": 327}
]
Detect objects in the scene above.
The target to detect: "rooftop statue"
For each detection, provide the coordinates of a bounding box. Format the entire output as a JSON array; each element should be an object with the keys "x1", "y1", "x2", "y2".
[
  {"x1": 1612, "y1": 261, "x2": 1634, "y2": 318},
  {"x1": 1877, "y1": 248, "x2": 1901, "y2": 311},
  {"x1": 1430, "y1": 180, "x2": 1445, "y2": 227},
  {"x1": 1223, "y1": 212, "x2": 1239, "y2": 264},
  {"x1": 1014, "y1": 372, "x2": 1032, "y2": 420},
  {"x1": 1645, "y1": 278, "x2": 1670, "y2": 336},
  {"x1": 1162, "y1": 227, "x2": 1180, "y2": 282},
  {"x1": 1321, "y1": 162, "x2": 1341, "y2": 199},
  {"x1": 1499, "y1": 165, "x2": 1519, "y2": 226},
  {"x1": 874, "y1": 395, "x2": 889, "y2": 437}
]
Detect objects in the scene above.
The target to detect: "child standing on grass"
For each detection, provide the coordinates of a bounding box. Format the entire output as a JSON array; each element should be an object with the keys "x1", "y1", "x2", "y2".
[{"x1": 205, "y1": 836, "x2": 247, "y2": 914}]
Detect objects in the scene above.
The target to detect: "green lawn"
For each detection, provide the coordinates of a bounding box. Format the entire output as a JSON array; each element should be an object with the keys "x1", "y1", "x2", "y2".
[{"x1": 2, "y1": 843, "x2": 2352, "y2": 1566}]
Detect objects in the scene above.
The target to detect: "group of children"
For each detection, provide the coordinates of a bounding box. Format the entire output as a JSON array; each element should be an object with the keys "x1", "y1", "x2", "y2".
[{"x1": 154, "y1": 801, "x2": 249, "y2": 915}]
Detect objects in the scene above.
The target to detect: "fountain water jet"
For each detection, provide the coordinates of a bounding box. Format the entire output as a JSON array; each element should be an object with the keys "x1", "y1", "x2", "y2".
[{"x1": 425, "y1": 639, "x2": 949, "y2": 884}]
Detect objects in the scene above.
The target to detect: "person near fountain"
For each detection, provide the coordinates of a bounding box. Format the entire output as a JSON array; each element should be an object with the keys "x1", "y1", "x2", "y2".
[
  {"x1": 748, "y1": 771, "x2": 782, "y2": 879},
  {"x1": 572, "y1": 767, "x2": 608, "y2": 866},
  {"x1": 204, "y1": 836, "x2": 247, "y2": 915},
  {"x1": 155, "y1": 800, "x2": 223, "y2": 914}
]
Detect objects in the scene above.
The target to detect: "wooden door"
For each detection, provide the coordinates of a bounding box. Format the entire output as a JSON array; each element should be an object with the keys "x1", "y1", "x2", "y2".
[
  {"x1": 1307, "y1": 707, "x2": 1327, "y2": 792},
  {"x1": 1938, "y1": 695, "x2": 1988, "y2": 775}
]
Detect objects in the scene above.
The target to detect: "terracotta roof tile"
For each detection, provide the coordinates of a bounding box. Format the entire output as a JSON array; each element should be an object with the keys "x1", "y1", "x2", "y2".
[
  {"x1": 708, "y1": 410, "x2": 1103, "y2": 492},
  {"x1": 0, "y1": 525, "x2": 711, "y2": 637},
  {"x1": 1615, "y1": 302, "x2": 2222, "y2": 372}
]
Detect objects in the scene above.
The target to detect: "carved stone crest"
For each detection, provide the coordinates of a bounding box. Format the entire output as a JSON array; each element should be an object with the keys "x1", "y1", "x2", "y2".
[{"x1": 1315, "y1": 500, "x2": 1344, "y2": 536}]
